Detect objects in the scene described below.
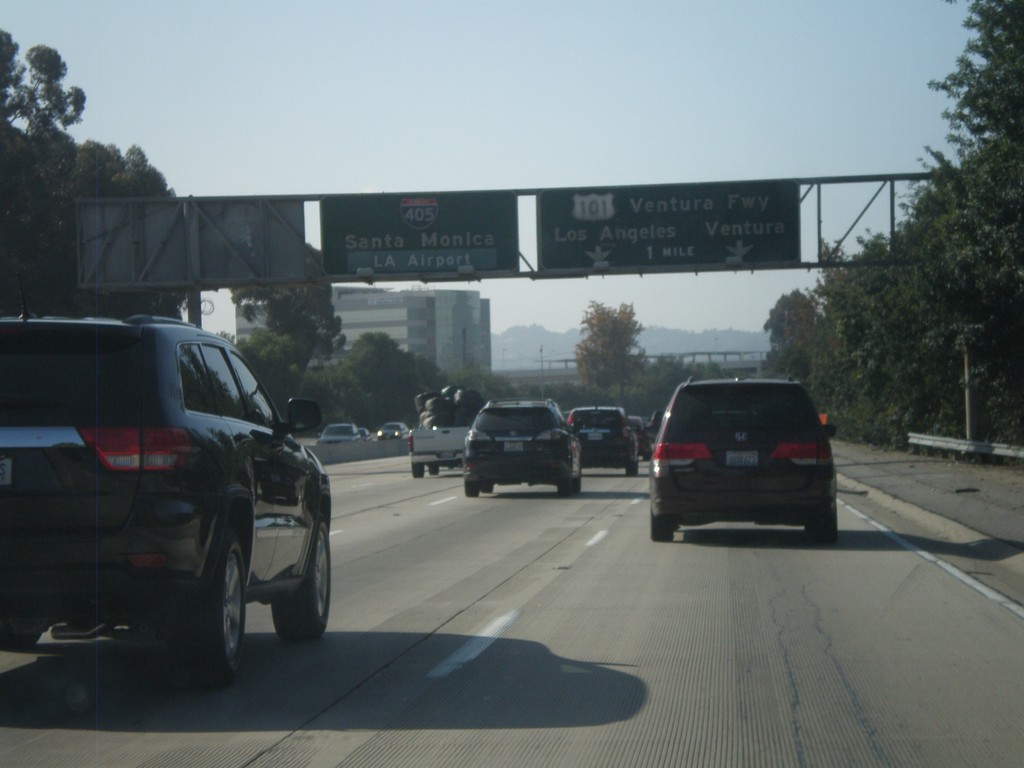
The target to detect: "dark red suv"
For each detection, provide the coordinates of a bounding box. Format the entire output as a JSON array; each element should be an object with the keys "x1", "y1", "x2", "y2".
[
  {"x1": 567, "y1": 406, "x2": 640, "y2": 476},
  {"x1": 649, "y1": 379, "x2": 837, "y2": 543},
  {"x1": 0, "y1": 317, "x2": 332, "y2": 686}
]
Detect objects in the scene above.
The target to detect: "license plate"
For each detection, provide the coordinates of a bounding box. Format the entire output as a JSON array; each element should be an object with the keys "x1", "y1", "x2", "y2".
[
  {"x1": 587, "y1": 432, "x2": 604, "y2": 441},
  {"x1": 0, "y1": 456, "x2": 11, "y2": 487},
  {"x1": 504, "y1": 442, "x2": 523, "y2": 453},
  {"x1": 726, "y1": 450, "x2": 758, "y2": 467}
]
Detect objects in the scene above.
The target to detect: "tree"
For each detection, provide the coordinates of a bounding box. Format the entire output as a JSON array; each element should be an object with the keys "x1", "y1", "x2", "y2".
[
  {"x1": 931, "y1": 0, "x2": 1024, "y2": 156},
  {"x1": 334, "y1": 332, "x2": 439, "y2": 427},
  {"x1": 0, "y1": 29, "x2": 181, "y2": 319},
  {"x1": 233, "y1": 282, "x2": 344, "y2": 373},
  {"x1": 0, "y1": 32, "x2": 84, "y2": 137},
  {"x1": 574, "y1": 302, "x2": 646, "y2": 405},
  {"x1": 763, "y1": 289, "x2": 817, "y2": 381},
  {"x1": 235, "y1": 329, "x2": 307, "y2": 410},
  {"x1": 922, "y1": 0, "x2": 1024, "y2": 442},
  {"x1": 773, "y1": 0, "x2": 1024, "y2": 447}
]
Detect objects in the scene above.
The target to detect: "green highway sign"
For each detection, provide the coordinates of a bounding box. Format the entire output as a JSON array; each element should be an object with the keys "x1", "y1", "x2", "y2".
[
  {"x1": 321, "y1": 191, "x2": 519, "y2": 279},
  {"x1": 537, "y1": 180, "x2": 800, "y2": 272}
]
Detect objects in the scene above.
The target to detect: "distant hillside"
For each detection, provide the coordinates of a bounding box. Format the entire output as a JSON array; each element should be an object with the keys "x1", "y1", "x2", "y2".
[{"x1": 492, "y1": 325, "x2": 769, "y2": 370}]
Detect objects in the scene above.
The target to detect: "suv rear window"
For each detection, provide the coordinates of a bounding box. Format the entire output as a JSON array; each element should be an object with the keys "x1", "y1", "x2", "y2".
[
  {"x1": 475, "y1": 407, "x2": 558, "y2": 432},
  {"x1": 0, "y1": 327, "x2": 142, "y2": 427},
  {"x1": 572, "y1": 410, "x2": 623, "y2": 429},
  {"x1": 666, "y1": 384, "x2": 820, "y2": 434}
]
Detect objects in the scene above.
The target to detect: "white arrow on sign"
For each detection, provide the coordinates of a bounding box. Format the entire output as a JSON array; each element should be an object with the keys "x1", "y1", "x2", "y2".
[{"x1": 726, "y1": 240, "x2": 753, "y2": 263}]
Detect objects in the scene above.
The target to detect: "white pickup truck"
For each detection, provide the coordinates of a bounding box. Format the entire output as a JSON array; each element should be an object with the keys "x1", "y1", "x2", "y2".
[
  {"x1": 408, "y1": 386, "x2": 485, "y2": 478},
  {"x1": 408, "y1": 425, "x2": 470, "y2": 478}
]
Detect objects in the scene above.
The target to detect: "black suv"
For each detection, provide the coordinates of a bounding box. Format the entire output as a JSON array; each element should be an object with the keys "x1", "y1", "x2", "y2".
[
  {"x1": 567, "y1": 406, "x2": 640, "y2": 476},
  {"x1": 649, "y1": 379, "x2": 837, "y2": 543},
  {"x1": 463, "y1": 399, "x2": 581, "y2": 497},
  {"x1": 0, "y1": 317, "x2": 332, "y2": 687}
]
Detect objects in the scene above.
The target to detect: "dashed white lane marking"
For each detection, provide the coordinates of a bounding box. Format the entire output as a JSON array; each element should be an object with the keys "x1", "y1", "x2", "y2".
[
  {"x1": 429, "y1": 496, "x2": 457, "y2": 506},
  {"x1": 329, "y1": 529, "x2": 344, "y2": 537},
  {"x1": 428, "y1": 610, "x2": 521, "y2": 678},
  {"x1": 586, "y1": 530, "x2": 609, "y2": 547},
  {"x1": 841, "y1": 499, "x2": 1024, "y2": 623}
]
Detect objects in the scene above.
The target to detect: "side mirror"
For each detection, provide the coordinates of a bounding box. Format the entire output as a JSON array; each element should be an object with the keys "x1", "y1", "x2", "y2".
[{"x1": 287, "y1": 398, "x2": 322, "y2": 433}]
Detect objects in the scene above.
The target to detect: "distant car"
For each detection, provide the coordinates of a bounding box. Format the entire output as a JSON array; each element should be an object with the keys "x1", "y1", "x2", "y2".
[
  {"x1": 357, "y1": 427, "x2": 371, "y2": 441},
  {"x1": 649, "y1": 378, "x2": 837, "y2": 543},
  {"x1": 567, "y1": 406, "x2": 639, "y2": 476},
  {"x1": 463, "y1": 398, "x2": 581, "y2": 497},
  {"x1": 376, "y1": 422, "x2": 410, "y2": 440},
  {"x1": 316, "y1": 423, "x2": 361, "y2": 444},
  {"x1": 629, "y1": 415, "x2": 652, "y2": 461}
]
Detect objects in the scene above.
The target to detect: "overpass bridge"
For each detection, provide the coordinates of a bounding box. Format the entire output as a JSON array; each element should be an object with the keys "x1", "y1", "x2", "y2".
[{"x1": 501, "y1": 351, "x2": 768, "y2": 388}]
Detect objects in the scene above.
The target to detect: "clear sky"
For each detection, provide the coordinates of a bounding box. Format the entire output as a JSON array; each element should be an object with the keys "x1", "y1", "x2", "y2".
[{"x1": 5, "y1": 0, "x2": 971, "y2": 335}]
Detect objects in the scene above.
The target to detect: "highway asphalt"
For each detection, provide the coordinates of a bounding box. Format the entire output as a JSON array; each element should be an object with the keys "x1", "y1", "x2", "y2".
[{"x1": 833, "y1": 440, "x2": 1024, "y2": 548}]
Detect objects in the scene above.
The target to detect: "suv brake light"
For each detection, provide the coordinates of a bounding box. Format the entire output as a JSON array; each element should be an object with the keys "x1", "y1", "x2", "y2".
[
  {"x1": 80, "y1": 427, "x2": 191, "y2": 471},
  {"x1": 770, "y1": 441, "x2": 831, "y2": 465},
  {"x1": 652, "y1": 442, "x2": 713, "y2": 462}
]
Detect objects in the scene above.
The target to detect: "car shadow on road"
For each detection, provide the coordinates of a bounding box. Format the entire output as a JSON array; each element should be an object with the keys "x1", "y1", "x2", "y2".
[
  {"x1": 0, "y1": 628, "x2": 647, "y2": 733},
  {"x1": 676, "y1": 526, "x2": 1024, "y2": 562}
]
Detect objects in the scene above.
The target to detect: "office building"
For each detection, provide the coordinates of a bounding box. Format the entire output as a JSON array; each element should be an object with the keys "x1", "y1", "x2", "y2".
[{"x1": 236, "y1": 286, "x2": 491, "y2": 373}]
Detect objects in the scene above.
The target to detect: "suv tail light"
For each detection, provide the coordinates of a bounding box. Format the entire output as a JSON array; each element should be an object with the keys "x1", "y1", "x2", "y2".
[
  {"x1": 80, "y1": 427, "x2": 191, "y2": 471},
  {"x1": 652, "y1": 442, "x2": 714, "y2": 462},
  {"x1": 770, "y1": 441, "x2": 832, "y2": 465},
  {"x1": 652, "y1": 442, "x2": 713, "y2": 478}
]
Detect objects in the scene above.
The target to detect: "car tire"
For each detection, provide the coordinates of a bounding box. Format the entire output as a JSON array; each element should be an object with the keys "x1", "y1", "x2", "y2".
[
  {"x1": 626, "y1": 459, "x2": 639, "y2": 476},
  {"x1": 572, "y1": 474, "x2": 582, "y2": 494},
  {"x1": 806, "y1": 508, "x2": 839, "y2": 544},
  {"x1": 650, "y1": 512, "x2": 676, "y2": 542},
  {"x1": 464, "y1": 480, "x2": 480, "y2": 498},
  {"x1": 480, "y1": 481, "x2": 494, "y2": 494},
  {"x1": 428, "y1": 463, "x2": 440, "y2": 476},
  {"x1": 178, "y1": 527, "x2": 246, "y2": 688},
  {"x1": 411, "y1": 463, "x2": 425, "y2": 479},
  {"x1": 557, "y1": 476, "x2": 572, "y2": 497},
  {"x1": 272, "y1": 519, "x2": 331, "y2": 641}
]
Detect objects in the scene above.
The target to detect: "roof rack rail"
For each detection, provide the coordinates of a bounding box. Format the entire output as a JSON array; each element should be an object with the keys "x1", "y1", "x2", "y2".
[{"x1": 122, "y1": 315, "x2": 196, "y2": 327}]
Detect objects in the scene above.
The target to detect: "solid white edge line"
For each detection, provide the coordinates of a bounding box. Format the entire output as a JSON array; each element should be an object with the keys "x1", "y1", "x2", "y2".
[
  {"x1": 429, "y1": 496, "x2": 457, "y2": 506},
  {"x1": 840, "y1": 499, "x2": 1024, "y2": 623},
  {"x1": 427, "y1": 610, "x2": 521, "y2": 678},
  {"x1": 586, "y1": 530, "x2": 609, "y2": 547}
]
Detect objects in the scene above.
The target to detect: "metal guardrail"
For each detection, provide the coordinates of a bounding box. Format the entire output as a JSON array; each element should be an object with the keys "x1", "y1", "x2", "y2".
[
  {"x1": 908, "y1": 433, "x2": 1024, "y2": 460},
  {"x1": 304, "y1": 439, "x2": 409, "y2": 465}
]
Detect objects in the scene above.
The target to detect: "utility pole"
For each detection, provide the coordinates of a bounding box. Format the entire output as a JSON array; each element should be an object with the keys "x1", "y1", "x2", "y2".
[
  {"x1": 964, "y1": 349, "x2": 975, "y2": 441},
  {"x1": 540, "y1": 346, "x2": 545, "y2": 399}
]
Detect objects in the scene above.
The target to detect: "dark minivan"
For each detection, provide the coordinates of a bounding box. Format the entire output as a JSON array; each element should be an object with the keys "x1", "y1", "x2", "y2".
[
  {"x1": 649, "y1": 379, "x2": 837, "y2": 543},
  {"x1": 0, "y1": 317, "x2": 332, "y2": 686}
]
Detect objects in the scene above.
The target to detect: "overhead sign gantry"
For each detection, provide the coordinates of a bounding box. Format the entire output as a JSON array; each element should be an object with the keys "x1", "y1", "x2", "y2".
[{"x1": 77, "y1": 173, "x2": 928, "y2": 292}]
